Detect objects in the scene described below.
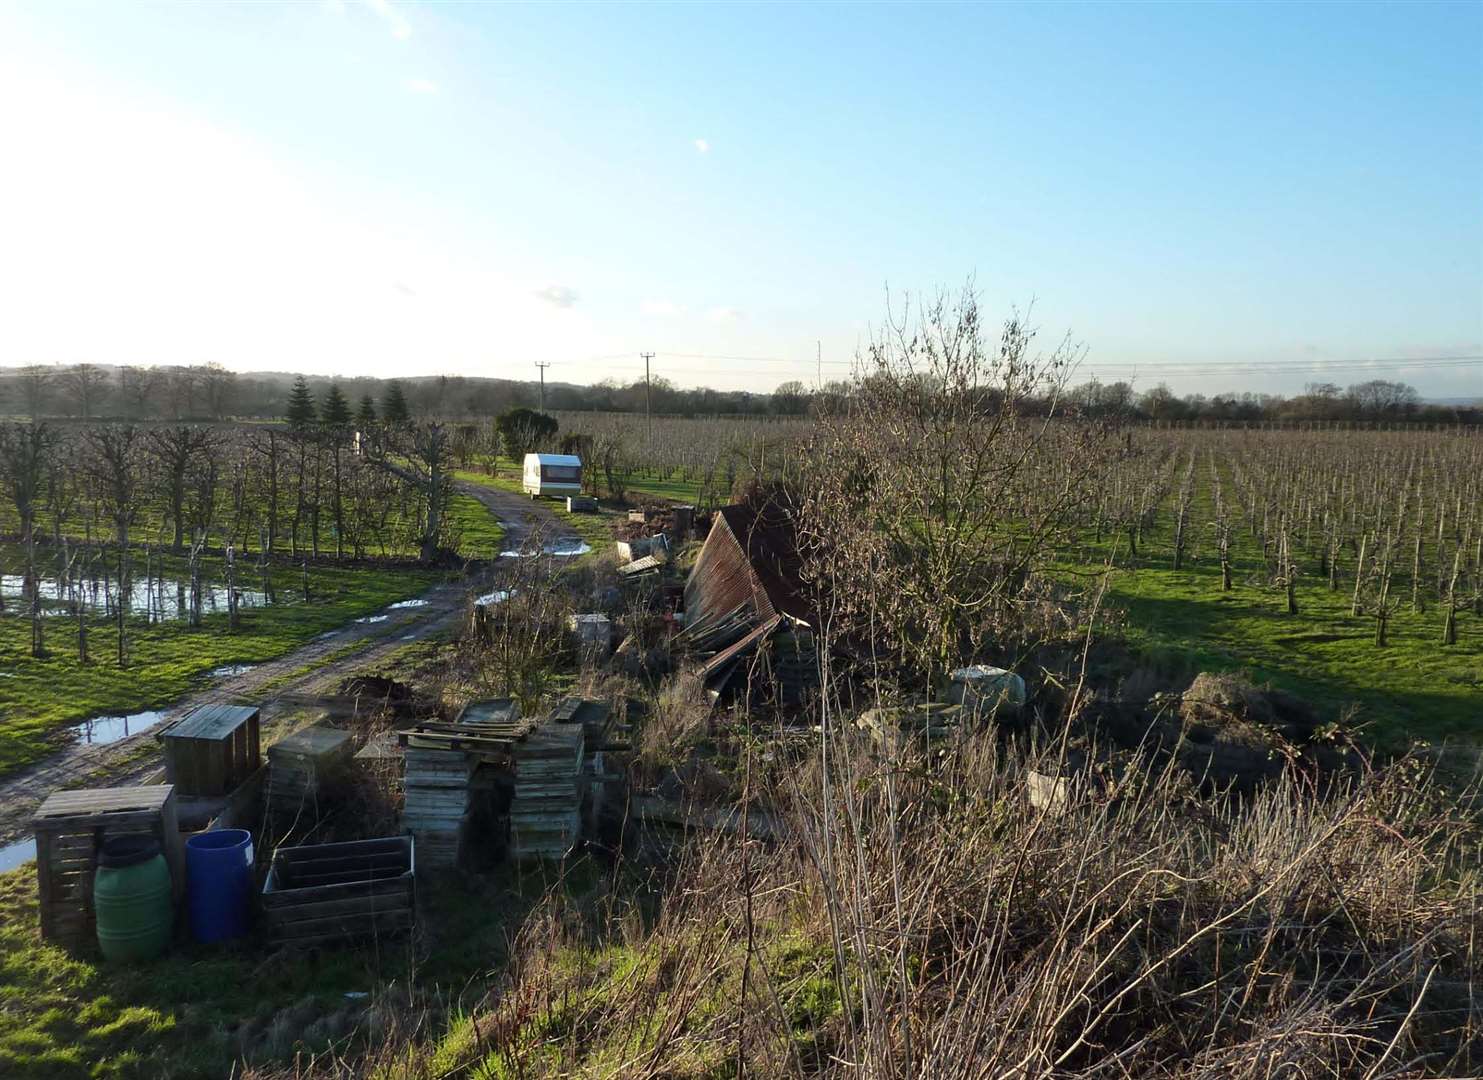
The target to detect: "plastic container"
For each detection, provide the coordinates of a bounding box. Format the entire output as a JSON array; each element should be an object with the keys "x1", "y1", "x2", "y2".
[
  {"x1": 185, "y1": 828, "x2": 254, "y2": 943},
  {"x1": 94, "y1": 835, "x2": 173, "y2": 961}
]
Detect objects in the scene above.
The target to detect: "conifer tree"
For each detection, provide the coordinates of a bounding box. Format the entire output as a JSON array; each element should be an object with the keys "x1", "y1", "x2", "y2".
[
  {"x1": 382, "y1": 381, "x2": 411, "y2": 426},
  {"x1": 285, "y1": 375, "x2": 317, "y2": 431},
  {"x1": 356, "y1": 394, "x2": 377, "y2": 428},
  {"x1": 322, "y1": 383, "x2": 352, "y2": 431}
]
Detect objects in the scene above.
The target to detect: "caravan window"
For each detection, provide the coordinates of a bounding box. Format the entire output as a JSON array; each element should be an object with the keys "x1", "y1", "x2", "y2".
[{"x1": 542, "y1": 464, "x2": 581, "y2": 482}]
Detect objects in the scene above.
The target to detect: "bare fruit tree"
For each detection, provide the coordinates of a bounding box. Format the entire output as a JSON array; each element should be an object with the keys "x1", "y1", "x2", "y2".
[
  {"x1": 0, "y1": 421, "x2": 59, "y2": 656},
  {"x1": 799, "y1": 287, "x2": 1107, "y2": 683}
]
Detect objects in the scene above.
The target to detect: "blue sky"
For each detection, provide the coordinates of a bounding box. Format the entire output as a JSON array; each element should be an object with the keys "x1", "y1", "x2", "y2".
[{"x1": 1, "y1": 1, "x2": 1479, "y2": 398}]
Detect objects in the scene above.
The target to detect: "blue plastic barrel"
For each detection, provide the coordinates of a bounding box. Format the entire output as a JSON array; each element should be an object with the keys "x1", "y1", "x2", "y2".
[{"x1": 185, "y1": 829, "x2": 254, "y2": 943}]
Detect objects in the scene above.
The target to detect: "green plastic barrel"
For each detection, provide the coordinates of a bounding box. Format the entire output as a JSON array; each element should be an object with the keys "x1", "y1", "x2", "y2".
[{"x1": 94, "y1": 835, "x2": 173, "y2": 961}]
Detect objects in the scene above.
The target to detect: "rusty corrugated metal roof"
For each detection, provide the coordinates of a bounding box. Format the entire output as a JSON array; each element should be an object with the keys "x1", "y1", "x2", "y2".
[{"x1": 715, "y1": 499, "x2": 811, "y2": 624}]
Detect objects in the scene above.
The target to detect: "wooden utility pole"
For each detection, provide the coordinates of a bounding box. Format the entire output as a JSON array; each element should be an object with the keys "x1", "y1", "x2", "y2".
[
  {"x1": 534, "y1": 362, "x2": 551, "y2": 411},
  {"x1": 641, "y1": 352, "x2": 655, "y2": 443}
]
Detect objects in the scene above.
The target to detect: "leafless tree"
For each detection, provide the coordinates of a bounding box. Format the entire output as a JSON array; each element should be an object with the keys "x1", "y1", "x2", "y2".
[
  {"x1": 402, "y1": 422, "x2": 453, "y2": 563},
  {"x1": 60, "y1": 362, "x2": 108, "y2": 418},
  {"x1": 799, "y1": 286, "x2": 1104, "y2": 681},
  {"x1": 147, "y1": 425, "x2": 221, "y2": 552},
  {"x1": 117, "y1": 366, "x2": 163, "y2": 419},
  {"x1": 0, "y1": 422, "x2": 59, "y2": 656},
  {"x1": 17, "y1": 364, "x2": 53, "y2": 420},
  {"x1": 200, "y1": 363, "x2": 237, "y2": 420},
  {"x1": 81, "y1": 424, "x2": 143, "y2": 665}
]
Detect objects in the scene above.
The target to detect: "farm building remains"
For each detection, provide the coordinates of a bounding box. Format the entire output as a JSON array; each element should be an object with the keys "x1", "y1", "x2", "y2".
[{"x1": 677, "y1": 494, "x2": 817, "y2": 699}]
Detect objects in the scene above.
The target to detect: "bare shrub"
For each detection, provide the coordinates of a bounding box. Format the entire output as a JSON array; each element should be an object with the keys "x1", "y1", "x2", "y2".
[{"x1": 799, "y1": 286, "x2": 1113, "y2": 686}]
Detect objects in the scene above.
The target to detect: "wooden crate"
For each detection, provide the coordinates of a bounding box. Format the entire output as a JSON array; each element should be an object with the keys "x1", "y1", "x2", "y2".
[
  {"x1": 32, "y1": 785, "x2": 184, "y2": 950},
  {"x1": 266, "y1": 726, "x2": 354, "y2": 822},
  {"x1": 163, "y1": 704, "x2": 261, "y2": 797},
  {"x1": 261, "y1": 836, "x2": 415, "y2": 946}
]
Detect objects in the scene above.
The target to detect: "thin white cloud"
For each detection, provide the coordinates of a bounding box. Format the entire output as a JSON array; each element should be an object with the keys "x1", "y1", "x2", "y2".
[
  {"x1": 403, "y1": 78, "x2": 438, "y2": 95},
  {"x1": 363, "y1": 0, "x2": 411, "y2": 40},
  {"x1": 707, "y1": 306, "x2": 743, "y2": 323},
  {"x1": 692, "y1": 137, "x2": 710, "y2": 154},
  {"x1": 536, "y1": 285, "x2": 580, "y2": 309},
  {"x1": 641, "y1": 300, "x2": 684, "y2": 317}
]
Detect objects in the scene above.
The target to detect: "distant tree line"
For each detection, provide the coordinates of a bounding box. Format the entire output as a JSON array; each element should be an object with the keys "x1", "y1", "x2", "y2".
[
  {"x1": 0, "y1": 364, "x2": 804, "y2": 422},
  {"x1": 0, "y1": 362, "x2": 1476, "y2": 427},
  {"x1": 1060, "y1": 378, "x2": 1480, "y2": 427}
]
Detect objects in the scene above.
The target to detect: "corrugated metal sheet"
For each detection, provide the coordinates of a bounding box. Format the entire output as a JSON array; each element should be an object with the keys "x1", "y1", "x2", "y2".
[
  {"x1": 683, "y1": 498, "x2": 811, "y2": 635},
  {"x1": 683, "y1": 513, "x2": 762, "y2": 633}
]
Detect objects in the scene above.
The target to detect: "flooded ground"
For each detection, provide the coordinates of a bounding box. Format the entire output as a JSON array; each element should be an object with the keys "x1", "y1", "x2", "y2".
[
  {"x1": 68, "y1": 710, "x2": 167, "y2": 746},
  {"x1": 0, "y1": 836, "x2": 34, "y2": 873},
  {"x1": 0, "y1": 571, "x2": 278, "y2": 621},
  {"x1": 210, "y1": 664, "x2": 257, "y2": 678}
]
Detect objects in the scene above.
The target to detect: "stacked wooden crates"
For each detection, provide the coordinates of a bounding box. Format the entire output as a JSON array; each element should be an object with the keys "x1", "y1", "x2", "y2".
[
  {"x1": 398, "y1": 700, "x2": 524, "y2": 870},
  {"x1": 401, "y1": 748, "x2": 473, "y2": 868},
  {"x1": 266, "y1": 726, "x2": 354, "y2": 826},
  {"x1": 32, "y1": 785, "x2": 184, "y2": 950},
  {"x1": 509, "y1": 721, "x2": 584, "y2": 859}
]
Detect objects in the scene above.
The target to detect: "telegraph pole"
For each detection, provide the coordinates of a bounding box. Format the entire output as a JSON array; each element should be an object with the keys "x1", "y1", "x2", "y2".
[
  {"x1": 534, "y1": 362, "x2": 551, "y2": 411},
  {"x1": 641, "y1": 351, "x2": 655, "y2": 443}
]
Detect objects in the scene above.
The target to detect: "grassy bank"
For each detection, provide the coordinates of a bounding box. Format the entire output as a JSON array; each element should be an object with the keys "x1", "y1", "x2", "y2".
[{"x1": 0, "y1": 856, "x2": 584, "y2": 1079}]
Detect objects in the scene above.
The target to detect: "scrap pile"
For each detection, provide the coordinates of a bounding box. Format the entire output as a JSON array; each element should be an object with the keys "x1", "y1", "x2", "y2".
[
  {"x1": 676, "y1": 495, "x2": 817, "y2": 699},
  {"x1": 266, "y1": 726, "x2": 354, "y2": 827}
]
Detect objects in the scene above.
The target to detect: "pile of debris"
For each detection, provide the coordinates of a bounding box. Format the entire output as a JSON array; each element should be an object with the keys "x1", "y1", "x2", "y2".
[
  {"x1": 1076, "y1": 671, "x2": 1362, "y2": 797},
  {"x1": 674, "y1": 494, "x2": 817, "y2": 701},
  {"x1": 616, "y1": 504, "x2": 696, "y2": 545}
]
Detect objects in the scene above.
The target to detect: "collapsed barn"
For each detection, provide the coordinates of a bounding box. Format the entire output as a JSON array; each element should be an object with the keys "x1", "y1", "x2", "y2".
[{"x1": 674, "y1": 497, "x2": 818, "y2": 703}]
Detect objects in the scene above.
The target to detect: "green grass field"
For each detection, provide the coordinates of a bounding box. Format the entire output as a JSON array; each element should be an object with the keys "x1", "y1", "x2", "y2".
[{"x1": 1070, "y1": 483, "x2": 1481, "y2": 749}]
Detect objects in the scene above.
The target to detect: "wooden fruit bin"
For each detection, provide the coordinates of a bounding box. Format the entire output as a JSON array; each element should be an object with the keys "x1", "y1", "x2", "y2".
[{"x1": 261, "y1": 835, "x2": 414, "y2": 947}]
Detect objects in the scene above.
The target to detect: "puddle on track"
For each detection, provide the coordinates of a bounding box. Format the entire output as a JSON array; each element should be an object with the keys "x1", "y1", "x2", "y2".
[
  {"x1": 500, "y1": 540, "x2": 591, "y2": 558},
  {"x1": 211, "y1": 664, "x2": 257, "y2": 678},
  {"x1": 67, "y1": 710, "x2": 167, "y2": 746},
  {"x1": 0, "y1": 837, "x2": 36, "y2": 873}
]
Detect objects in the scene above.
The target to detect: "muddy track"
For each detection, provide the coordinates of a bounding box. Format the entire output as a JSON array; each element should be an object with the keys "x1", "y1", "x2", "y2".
[{"x1": 0, "y1": 480, "x2": 578, "y2": 849}]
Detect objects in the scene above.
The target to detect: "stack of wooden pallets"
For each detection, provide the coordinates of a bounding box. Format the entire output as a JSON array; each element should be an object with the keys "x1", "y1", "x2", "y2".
[
  {"x1": 397, "y1": 701, "x2": 529, "y2": 870},
  {"x1": 401, "y1": 747, "x2": 474, "y2": 868},
  {"x1": 509, "y1": 721, "x2": 585, "y2": 859},
  {"x1": 266, "y1": 726, "x2": 354, "y2": 825}
]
